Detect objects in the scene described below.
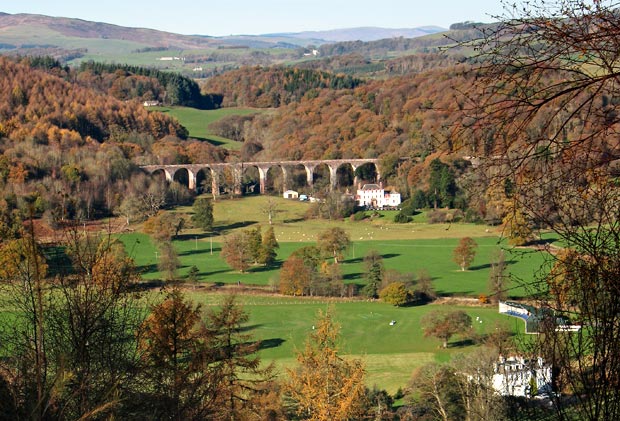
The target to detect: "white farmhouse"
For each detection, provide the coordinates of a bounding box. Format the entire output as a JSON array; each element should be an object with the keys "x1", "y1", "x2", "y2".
[
  {"x1": 356, "y1": 183, "x2": 401, "y2": 209},
  {"x1": 492, "y1": 356, "x2": 552, "y2": 397}
]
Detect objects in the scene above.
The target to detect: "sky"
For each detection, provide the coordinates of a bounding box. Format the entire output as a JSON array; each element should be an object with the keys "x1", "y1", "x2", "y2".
[{"x1": 1, "y1": 0, "x2": 508, "y2": 37}]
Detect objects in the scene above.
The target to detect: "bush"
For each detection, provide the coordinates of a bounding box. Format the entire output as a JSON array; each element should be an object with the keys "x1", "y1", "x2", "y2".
[
  {"x1": 393, "y1": 212, "x2": 411, "y2": 223},
  {"x1": 379, "y1": 282, "x2": 411, "y2": 306},
  {"x1": 351, "y1": 211, "x2": 367, "y2": 221},
  {"x1": 399, "y1": 197, "x2": 418, "y2": 216},
  {"x1": 427, "y1": 209, "x2": 449, "y2": 224}
]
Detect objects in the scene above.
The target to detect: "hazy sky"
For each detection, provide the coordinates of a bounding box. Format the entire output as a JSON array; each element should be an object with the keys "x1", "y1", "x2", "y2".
[{"x1": 2, "y1": 0, "x2": 508, "y2": 36}]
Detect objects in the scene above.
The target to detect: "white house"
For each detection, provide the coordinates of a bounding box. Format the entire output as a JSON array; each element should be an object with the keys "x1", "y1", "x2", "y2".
[
  {"x1": 283, "y1": 190, "x2": 299, "y2": 199},
  {"x1": 355, "y1": 183, "x2": 401, "y2": 209},
  {"x1": 492, "y1": 356, "x2": 552, "y2": 397}
]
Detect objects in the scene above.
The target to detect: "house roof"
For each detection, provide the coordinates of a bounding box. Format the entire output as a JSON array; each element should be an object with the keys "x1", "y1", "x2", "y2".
[{"x1": 360, "y1": 184, "x2": 381, "y2": 190}]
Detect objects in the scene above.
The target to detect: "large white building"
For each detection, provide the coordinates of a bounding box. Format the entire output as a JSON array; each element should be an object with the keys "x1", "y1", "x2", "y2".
[
  {"x1": 356, "y1": 183, "x2": 401, "y2": 209},
  {"x1": 492, "y1": 356, "x2": 552, "y2": 397}
]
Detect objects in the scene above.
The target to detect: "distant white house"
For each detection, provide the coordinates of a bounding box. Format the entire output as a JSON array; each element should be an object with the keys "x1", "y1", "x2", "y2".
[
  {"x1": 492, "y1": 356, "x2": 552, "y2": 397},
  {"x1": 143, "y1": 100, "x2": 160, "y2": 107},
  {"x1": 283, "y1": 190, "x2": 299, "y2": 199},
  {"x1": 356, "y1": 183, "x2": 401, "y2": 209}
]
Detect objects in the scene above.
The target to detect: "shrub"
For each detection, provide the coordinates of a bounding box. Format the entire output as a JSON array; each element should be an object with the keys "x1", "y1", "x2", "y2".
[
  {"x1": 393, "y1": 212, "x2": 411, "y2": 223},
  {"x1": 351, "y1": 211, "x2": 367, "y2": 221},
  {"x1": 427, "y1": 209, "x2": 448, "y2": 224},
  {"x1": 379, "y1": 282, "x2": 411, "y2": 306}
]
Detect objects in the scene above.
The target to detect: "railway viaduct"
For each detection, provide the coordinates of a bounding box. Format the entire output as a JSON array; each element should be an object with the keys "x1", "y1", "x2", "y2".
[{"x1": 140, "y1": 158, "x2": 380, "y2": 195}]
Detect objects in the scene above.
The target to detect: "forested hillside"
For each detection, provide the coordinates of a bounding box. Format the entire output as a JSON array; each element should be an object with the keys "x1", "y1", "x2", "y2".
[
  {"x1": 0, "y1": 56, "x2": 227, "y2": 227},
  {"x1": 0, "y1": 57, "x2": 187, "y2": 143},
  {"x1": 201, "y1": 66, "x2": 363, "y2": 108}
]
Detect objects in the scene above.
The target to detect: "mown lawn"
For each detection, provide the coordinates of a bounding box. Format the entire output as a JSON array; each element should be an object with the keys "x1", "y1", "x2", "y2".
[
  {"x1": 188, "y1": 293, "x2": 524, "y2": 393},
  {"x1": 119, "y1": 231, "x2": 544, "y2": 298},
  {"x1": 119, "y1": 195, "x2": 548, "y2": 298}
]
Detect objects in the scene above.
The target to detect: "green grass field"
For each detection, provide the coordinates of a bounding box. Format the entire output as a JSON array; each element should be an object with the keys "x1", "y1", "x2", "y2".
[
  {"x1": 187, "y1": 293, "x2": 525, "y2": 393},
  {"x1": 119, "y1": 196, "x2": 549, "y2": 298},
  {"x1": 154, "y1": 106, "x2": 266, "y2": 149}
]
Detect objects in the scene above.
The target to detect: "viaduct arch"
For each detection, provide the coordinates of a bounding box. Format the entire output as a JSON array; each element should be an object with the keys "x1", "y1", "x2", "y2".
[{"x1": 141, "y1": 159, "x2": 380, "y2": 196}]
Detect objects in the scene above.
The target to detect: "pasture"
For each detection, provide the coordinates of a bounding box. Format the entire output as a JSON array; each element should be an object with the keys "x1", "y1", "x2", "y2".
[
  {"x1": 120, "y1": 196, "x2": 549, "y2": 298},
  {"x1": 114, "y1": 194, "x2": 548, "y2": 392},
  {"x1": 154, "y1": 106, "x2": 265, "y2": 149},
  {"x1": 189, "y1": 293, "x2": 525, "y2": 393}
]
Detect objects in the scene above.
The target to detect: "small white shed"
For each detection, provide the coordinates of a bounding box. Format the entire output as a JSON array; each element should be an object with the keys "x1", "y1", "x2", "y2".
[{"x1": 283, "y1": 190, "x2": 299, "y2": 199}]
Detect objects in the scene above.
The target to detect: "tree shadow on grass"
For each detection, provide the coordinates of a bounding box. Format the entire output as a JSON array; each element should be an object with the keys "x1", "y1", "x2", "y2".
[
  {"x1": 525, "y1": 238, "x2": 559, "y2": 246},
  {"x1": 137, "y1": 264, "x2": 158, "y2": 274},
  {"x1": 381, "y1": 253, "x2": 400, "y2": 259},
  {"x1": 201, "y1": 269, "x2": 231, "y2": 277},
  {"x1": 343, "y1": 253, "x2": 400, "y2": 264},
  {"x1": 174, "y1": 233, "x2": 212, "y2": 241},
  {"x1": 343, "y1": 272, "x2": 363, "y2": 281},
  {"x1": 469, "y1": 260, "x2": 517, "y2": 271},
  {"x1": 214, "y1": 221, "x2": 258, "y2": 234},
  {"x1": 449, "y1": 339, "x2": 476, "y2": 348},
  {"x1": 178, "y1": 247, "x2": 221, "y2": 257},
  {"x1": 283, "y1": 218, "x2": 305, "y2": 223},
  {"x1": 248, "y1": 262, "x2": 283, "y2": 273},
  {"x1": 436, "y1": 291, "x2": 475, "y2": 297},
  {"x1": 258, "y1": 338, "x2": 286, "y2": 351}
]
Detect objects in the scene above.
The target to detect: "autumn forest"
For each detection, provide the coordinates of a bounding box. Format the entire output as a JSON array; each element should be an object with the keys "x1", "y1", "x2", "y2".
[{"x1": 1, "y1": 0, "x2": 620, "y2": 419}]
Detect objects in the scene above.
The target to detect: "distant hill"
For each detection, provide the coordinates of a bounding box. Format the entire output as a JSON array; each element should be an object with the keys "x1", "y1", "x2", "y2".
[
  {"x1": 0, "y1": 12, "x2": 446, "y2": 50},
  {"x1": 0, "y1": 12, "x2": 450, "y2": 74},
  {"x1": 0, "y1": 13, "x2": 218, "y2": 50},
  {"x1": 267, "y1": 26, "x2": 446, "y2": 43}
]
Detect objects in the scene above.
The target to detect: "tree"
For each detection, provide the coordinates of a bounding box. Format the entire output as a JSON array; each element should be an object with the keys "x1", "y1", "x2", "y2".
[
  {"x1": 186, "y1": 264, "x2": 200, "y2": 287},
  {"x1": 261, "y1": 197, "x2": 280, "y2": 225},
  {"x1": 220, "y1": 232, "x2": 252, "y2": 273},
  {"x1": 460, "y1": 1, "x2": 620, "y2": 418},
  {"x1": 408, "y1": 350, "x2": 507, "y2": 421},
  {"x1": 407, "y1": 363, "x2": 463, "y2": 421},
  {"x1": 191, "y1": 197, "x2": 214, "y2": 232},
  {"x1": 453, "y1": 237, "x2": 477, "y2": 271},
  {"x1": 428, "y1": 158, "x2": 456, "y2": 209},
  {"x1": 246, "y1": 226, "x2": 263, "y2": 265},
  {"x1": 0, "y1": 228, "x2": 145, "y2": 420},
  {"x1": 421, "y1": 310, "x2": 472, "y2": 349},
  {"x1": 502, "y1": 207, "x2": 533, "y2": 246},
  {"x1": 157, "y1": 239, "x2": 180, "y2": 281},
  {"x1": 116, "y1": 195, "x2": 147, "y2": 227},
  {"x1": 285, "y1": 309, "x2": 367, "y2": 420},
  {"x1": 415, "y1": 268, "x2": 437, "y2": 302},
  {"x1": 143, "y1": 211, "x2": 184, "y2": 242},
  {"x1": 259, "y1": 225, "x2": 279, "y2": 266},
  {"x1": 206, "y1": 295, "x2": 276, "y2": 420},
  {"x1": 487, "y1": 248, "x2": 508, "y2": 303},
  {"x1": 317, "y1": 227, "x2": 351, "y2": 264},
  {"x1": 45, "y1": 233, "x2": 144, "y2": 419},
  {"x1": 379, "y1": 282, "x2": 411, "y2": 306},
  {"x1": 362, "y1": 250, "x2": 384, "y2": 298},
  {"x1": 279, "y1": 255, "x2": 312, "y2": 296},
  {"x1": 138, "y1": 287, "x2": 221, "y2": 420}
]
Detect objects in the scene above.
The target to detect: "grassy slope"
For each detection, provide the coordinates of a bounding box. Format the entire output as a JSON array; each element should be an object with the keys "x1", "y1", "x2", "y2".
[
  {"x1": 113, "y1": 195, "x2": 548, "y2": 392},
  {"x1": 189, "y1": 293, "x2": 523, "y2": 393},
  {"x1": 120, "y1": 196, "x2": 548, "y2": 298},
  {"x1": 155, "y1": 106, "x2": 266, "y2": 149}
]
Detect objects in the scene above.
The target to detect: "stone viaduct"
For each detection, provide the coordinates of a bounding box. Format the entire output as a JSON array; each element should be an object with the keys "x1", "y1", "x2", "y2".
[{"x1": 140, "y1": 158, "x2": 379, "y2": 195}]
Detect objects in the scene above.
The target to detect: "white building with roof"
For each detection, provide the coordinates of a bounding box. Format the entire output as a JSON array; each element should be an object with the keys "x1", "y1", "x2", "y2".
[
  {"x1": 356, "y1": 183, "x2": 401, "y2": 209},
  {"x1": 492, "y1": 356, "x2": 552, "y2": 397}
]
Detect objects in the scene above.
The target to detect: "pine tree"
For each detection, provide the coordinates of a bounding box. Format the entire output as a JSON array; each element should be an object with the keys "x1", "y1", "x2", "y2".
[
  {"x1": 259, "y1": 225, "x2": 279, "y2": 266},
  {"x1": 285, "y1": 308, "x2": 367, "y2": 420}
]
